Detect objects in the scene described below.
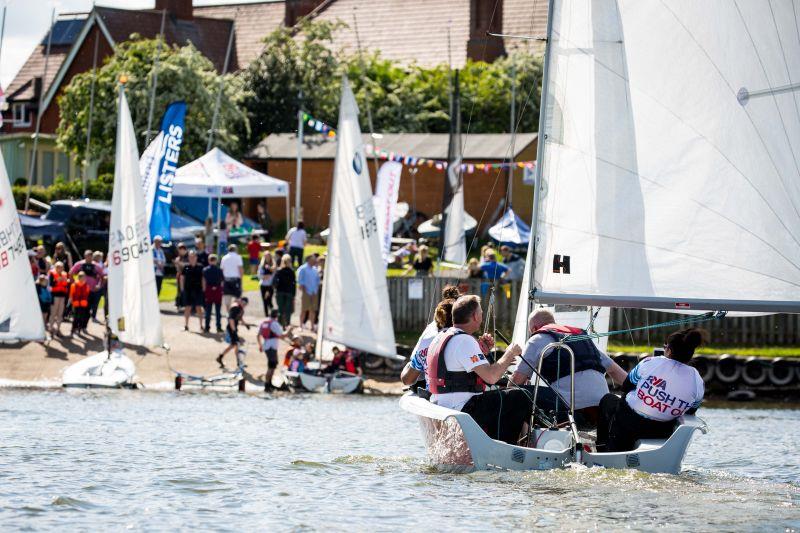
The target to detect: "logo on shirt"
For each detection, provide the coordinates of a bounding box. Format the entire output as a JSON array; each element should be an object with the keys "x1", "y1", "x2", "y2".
[
  {"x1": 636, "y1": 375, "x2": 692, "y2": 417},
  {"x1": 469, "y1": 354, "x2": 486, "y2": 364}
]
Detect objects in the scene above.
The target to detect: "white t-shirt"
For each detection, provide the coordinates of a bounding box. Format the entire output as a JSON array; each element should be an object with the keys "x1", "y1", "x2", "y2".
[
  {"x1": 287, "y1": 228, "x2": 307, "y2": 249},
  {"x1": 625, "y1": 356, "x2": 704, "y2": 422},
  {"x1": 220, "y1": 252, "x2": 243, "y2": 278},
  {"x1": 259, "y1": 319, "x2": 284, "y2": 351},
  {"x1": 429, "y1": 328, "x2": 488, "y2": 411},
  {"x1": 410, "y1": 321, "x2": 438, "y2": 374}
]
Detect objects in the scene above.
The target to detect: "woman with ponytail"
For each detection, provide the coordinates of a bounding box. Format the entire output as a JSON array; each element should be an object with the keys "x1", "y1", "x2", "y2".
[{"x1": 596, "y1": 328, "x2": 707, "y2": 452}]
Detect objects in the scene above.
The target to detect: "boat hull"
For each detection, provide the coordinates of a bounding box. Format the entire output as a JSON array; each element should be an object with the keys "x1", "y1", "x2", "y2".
[
  {"x1": 284, "y1": 371, "x2": 363, "y2": 394},
  {"x1": 399, "y1": 393, "x2": 706, "y2": 474},
  {"x1": 62, "y1": 351, "x2": 137, "y2": 388}
]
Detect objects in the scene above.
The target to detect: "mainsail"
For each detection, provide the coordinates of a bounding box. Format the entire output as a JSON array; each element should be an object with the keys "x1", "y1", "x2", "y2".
[
  {"x1": 533, "y1": 0, "x2": 800, "y2": 313},
  {"x1": 108, "y1": 86, "x2": 163, "y2": 346},
  {"x1": 0, "y1": 152, "x2": 45, "y2": 342},
  {"x1": 441, "y1": 70, "x2": 467, "y2": 265},
  {"x1": 317, "y1": 77, "x2": 396, "y2": 358}
]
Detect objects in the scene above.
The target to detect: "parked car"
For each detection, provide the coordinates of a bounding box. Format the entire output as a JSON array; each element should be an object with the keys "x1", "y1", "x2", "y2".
[{"x1": 21, "y1": 199, "x2": 204, "y2": 265}]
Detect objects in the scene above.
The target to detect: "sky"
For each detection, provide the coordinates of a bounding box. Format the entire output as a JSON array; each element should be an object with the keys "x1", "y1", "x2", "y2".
[{"x1": 0, "y1": 0, "x2": 266, "y2": 88}]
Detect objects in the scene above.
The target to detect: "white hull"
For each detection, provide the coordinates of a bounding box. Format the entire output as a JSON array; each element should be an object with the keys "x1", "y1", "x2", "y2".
[
  {"x1": 284, "y1": 371, "x2": 362, "y2": 394},
  {"x1": 62, "y1": 351, "x2": 137, "y2": 388},
  {"x1": 399, "y1": 393, "x2": 706, "y2": 474}
]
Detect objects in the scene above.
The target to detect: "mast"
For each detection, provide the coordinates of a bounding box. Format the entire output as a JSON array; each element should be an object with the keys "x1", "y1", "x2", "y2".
[
  {"x1": 352, "y1": 8, "x2": 379, "y2": 180},
  {"x1": 294, "y1": 91, "x2": 303, "y2": 224},
  {"x1": 82, "y1": 23, "x2": 100, "y2": 198},
  {"x1": 526, "y1": 0, "x2": 555, "y2": 307},
  {"x1": 508, "y1": 62, "x2": 516, "y2": 202},
  {"x1": 24, "y1": 8, "x2": 55, "y2": 212},
  {"x1": 144, "y1": 8, "x2": 167, "y2": 147},
  {"x1": 207, "y1": 18, "x2": 236, "y2": 219}
]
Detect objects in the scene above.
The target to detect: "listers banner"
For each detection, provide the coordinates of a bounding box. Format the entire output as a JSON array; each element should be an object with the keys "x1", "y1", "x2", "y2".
[{"x1": 139, "y1": 101, "x2": 187, "y2": 241}]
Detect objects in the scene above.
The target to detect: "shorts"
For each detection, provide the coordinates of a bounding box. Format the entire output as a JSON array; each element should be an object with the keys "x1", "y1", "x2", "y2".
[
  {"x1": 265, "y1": 348, "x2": 278, "y2": 369},
  {"x1": 225, "y1": 327, "x2": 240, "y2": 345},
  {"x1": 301, "y1": 291, "x2": 319, "y2": 313},
  {"x1": 249, "y1": 258, "x2": 259, "y2": 266},
  {"x1": 223, "y1": 278, "x2": 242, "y2": 297},
  {"x1": 182, "y1": 289, "x2": 204, "y2": 309}
]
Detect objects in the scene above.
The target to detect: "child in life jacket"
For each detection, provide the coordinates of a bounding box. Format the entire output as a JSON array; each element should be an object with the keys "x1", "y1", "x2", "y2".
[{"x1": 70, "y1": 271, "x2": 91, "y2": 336}]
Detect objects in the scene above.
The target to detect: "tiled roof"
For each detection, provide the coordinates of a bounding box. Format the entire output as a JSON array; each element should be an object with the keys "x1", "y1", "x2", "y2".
[
  {"x1": 193, "y1": 1, "x2": 286, "y2": 67},
  {"x1": 96, "y1": 7, "x2": 237, "y2": 72},
  {"x1": 247, "y1": 132, "x2": 537, "y2": 160}
]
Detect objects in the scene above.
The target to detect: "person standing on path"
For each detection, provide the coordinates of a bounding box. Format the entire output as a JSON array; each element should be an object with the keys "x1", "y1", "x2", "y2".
[
  {"x1": 69, "y1": 271, "x2": 91, "y2": 336},
  {"x1": 296, "y1": 254, "x2": 320, "y2": 331},
  {"x1": 202, "y1": 254, "x2": 224, "y2": 333},
  {"x1": 152, "y1": 236, "x2": 166, "y2": 296},
  {"x1": 258, "y1": 249, "x2": 276, "y2": 316},
  {"x1": 285, "y1": 221, "x2": 307, "y2": 267},
  {"x1": 48, "y1": 261, "x2": 70, "y2": 336},
  {"x1": 257, "y1": 309, "x2": 289, "y2": 391},
  {"x1": 173, "y1": 243, "x2": 189, "y2": 311},
  {"x1": 90, "y1": 251, "x2": 107, "y2": 323},
  {"x1": 195, "y1": 237, "x2": 209, "y2": 267},
  {"x1": 272, "y1": 254, "x2": 296, "y2": 327},
  {"x1": 52, "y1": 242, "x2": 73, "y2": 271},
  {"x1": 180, "y1": 251, "x2": 205, "y2": 332},
  {"x1": 220, "y1": 244, "x2": 244, "y2": 311},
  {"x1": 246, "y1": 234, "x2": 261, "y2": 277}
]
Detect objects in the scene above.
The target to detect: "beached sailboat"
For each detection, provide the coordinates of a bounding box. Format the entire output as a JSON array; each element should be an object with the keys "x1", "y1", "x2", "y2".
[
  {"x1": 402, "y1": 0, "x2": 800, "y2": 473},
  {"x1": 63, "y1": 82, "x2": 163, "y2": 388},
  {"x1": 284, "y1": 77, "x2": 400, "y2": 394},
  {"x1": 0, "y1": 154, "x2": 46, "y2": 344}
]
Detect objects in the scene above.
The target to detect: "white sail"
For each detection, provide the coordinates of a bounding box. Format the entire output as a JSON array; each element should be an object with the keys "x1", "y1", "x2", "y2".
[
  {"x1": 534, "y1": 0, "x2": 800, "y2": 313},
  {"x1": 317, "y1": 77, "x2": 396, "y2": 358},
  {"x1": 0, "y1": 154, "x2": 45, "y2": 342},
  {"x1": 108, "y1": 88, "x2": 163, "y2": 347}
]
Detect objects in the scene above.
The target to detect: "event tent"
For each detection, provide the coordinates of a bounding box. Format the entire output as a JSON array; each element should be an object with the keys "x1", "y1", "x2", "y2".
[
  {"x1": 173, "y1": 147, "x2": 290, "y2": 224},
  {"x1": 488, "y1": 207, "x2": 530, "y2": 247}
]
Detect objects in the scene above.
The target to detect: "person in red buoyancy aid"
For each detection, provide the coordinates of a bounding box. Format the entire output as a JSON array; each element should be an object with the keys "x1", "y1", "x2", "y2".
[
  {"x1": 510, "y1": 309, "x2": 628, "y2": 429},
  {"x1": 424, "y1": 295, "x2": 530, "y2": 445},
  {"x1": 257, "y1": 309, "x2": 289, "y2": 391},
  {"x1": 342, "y1": 349, "x2": 362, "y2": 376}
]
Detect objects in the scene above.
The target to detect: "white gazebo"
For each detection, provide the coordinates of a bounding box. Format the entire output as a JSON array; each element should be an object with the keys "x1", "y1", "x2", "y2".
[{"x1": 173, "y1": 147, "x2": 290, "y2": 226}]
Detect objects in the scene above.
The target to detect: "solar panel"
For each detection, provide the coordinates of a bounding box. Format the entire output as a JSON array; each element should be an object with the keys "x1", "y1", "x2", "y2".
[{"x1": 41, "y1": 19, "x2": 85, "y2": 46}]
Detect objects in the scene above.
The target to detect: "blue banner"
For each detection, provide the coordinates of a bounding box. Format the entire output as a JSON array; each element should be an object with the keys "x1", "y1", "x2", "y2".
[{"x1": 140, "y1": 101, "x2": 186, "y2": 241}]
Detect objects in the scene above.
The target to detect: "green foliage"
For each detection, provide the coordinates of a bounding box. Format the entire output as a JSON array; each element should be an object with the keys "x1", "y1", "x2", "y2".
[
  {"x1": 12, "y1": 173, "x2": 114, "y2": 208},
  {"x1": 243, "y1": 19, "x2": 543, "y2": 142},
  {"x1": 57, "y1": 36, "x2": 249, "y2": 171}
]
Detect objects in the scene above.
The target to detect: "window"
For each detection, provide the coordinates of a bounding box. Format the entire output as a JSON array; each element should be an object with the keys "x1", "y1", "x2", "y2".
[
  {"x1": 11, "y1": 103, "x2": 30, "y2": 126},
  {"x1": 41, "y1": 151, "x2": 55, "y2": 186}
]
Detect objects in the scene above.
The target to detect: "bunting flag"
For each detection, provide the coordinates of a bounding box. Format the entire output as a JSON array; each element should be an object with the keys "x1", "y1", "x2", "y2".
[{"x1": 300, "y1": 111, "x2": 535, "y2": 174}]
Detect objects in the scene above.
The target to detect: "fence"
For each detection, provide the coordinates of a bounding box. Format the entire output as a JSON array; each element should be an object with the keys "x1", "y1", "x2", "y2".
[{"x1": 386, "y1": 277, "x2": 800, "y2": 347}]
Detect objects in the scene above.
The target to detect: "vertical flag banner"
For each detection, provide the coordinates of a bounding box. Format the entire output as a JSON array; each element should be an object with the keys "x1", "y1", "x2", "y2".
[
  {"x1": 139, "y1": 101, "x2": 186, "y2": 241},
  {"x1": 372, "y1": 161, "x2": 402, "y2": 265}
]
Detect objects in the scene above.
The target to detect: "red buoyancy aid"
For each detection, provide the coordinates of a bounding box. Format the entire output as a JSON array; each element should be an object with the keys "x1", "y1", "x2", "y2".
[
  {"x1": 50, "y1": 271, "x2": 70, "y2": 296},
  {"x1": 259, "y1": 318, "x2": 279, "y2": 340},
  {"x1": 534, "y1": 323, "x2": 606, "y2": 382},
  {"x1": 70, "y1": 282, "x2": 90, "y2": 308},
  {"x1": 425, "y1": 329, "x2": 486, "y2": 395},
  {"x1": 344, "y1": 352, "x2": 358, "y2": 374}
]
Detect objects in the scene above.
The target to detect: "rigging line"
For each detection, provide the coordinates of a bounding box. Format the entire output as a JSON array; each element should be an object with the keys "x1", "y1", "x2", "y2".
[
  {"x1": 658, "y1": 0, "x2": 800, "y2": 227},
  {"x1": 550, "y1": 28, "x2": 800, "y2": 253},
  {"x1": 734, "y1": 1, "x2": 800, "y2": 194},
  {"x1": 546, "y1": 219, "x2": 800, "y2": 290},
  {"x1": 768, "y1": 0, "x2": 800, "y2": 133},
  {"x1": 564, "y1": 311, "x2": 724, "y2": 343}
]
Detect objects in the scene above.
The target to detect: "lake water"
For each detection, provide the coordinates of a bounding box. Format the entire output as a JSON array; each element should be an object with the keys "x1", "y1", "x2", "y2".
[{"x1": 1, "y1": 389, "x2": 798, "y2": 531}]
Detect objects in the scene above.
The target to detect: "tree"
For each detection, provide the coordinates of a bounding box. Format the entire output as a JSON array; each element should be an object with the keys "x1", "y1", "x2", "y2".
[{"x1": 57, "y1": 36, "x2": 249, "y2": 171}]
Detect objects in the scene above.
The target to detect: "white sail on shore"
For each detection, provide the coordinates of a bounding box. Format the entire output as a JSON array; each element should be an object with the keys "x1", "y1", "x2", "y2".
[
  {"x1": 0, "y1": 154, "x2": 45, "y2": 342},
  {"x1": 108, "y1": 88, "x2": 163, "y2": 347},
  {"x1": 317, "y1": 77, "x2": 396, "y2": 358},
  {"x1": 534, "y1": 0, "x2": 800, "y2": 313}
]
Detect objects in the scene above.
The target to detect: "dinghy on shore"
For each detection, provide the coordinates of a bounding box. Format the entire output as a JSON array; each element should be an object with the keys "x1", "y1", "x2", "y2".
[{"x1": 62, "y1": 81, "x2": 162, "y2": 388}]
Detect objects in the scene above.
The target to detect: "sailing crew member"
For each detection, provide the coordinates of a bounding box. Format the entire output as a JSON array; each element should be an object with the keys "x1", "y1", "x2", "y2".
[
  {"x1": 257, "y1": 309, "x2": 289, "y2": 391},
  {"x1": 510, "y1": 309, "x2": 627, "y2": 429},
  {"x1": 400, "y1": 285, "x2": 461, "y2": 389},
  {"x1": 425, "y1": 295, "x2": 530, "y2": 445},
  {"x1": 216, "y1": 297, "x2": 252, "y2": 369},
  {"x1": 596, "y1": 328, "x2": 706, "y2": 452}
]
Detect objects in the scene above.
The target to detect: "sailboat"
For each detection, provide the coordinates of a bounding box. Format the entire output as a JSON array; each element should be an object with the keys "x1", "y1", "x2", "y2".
[
  {"x1": 0, "y1": 155, "x2": 46, "y2": 344},
  {"x1": 284, "y1": 77, "x2": 399, "y2": 394},
  {"x1": 401, "y1": 0, "x2": 800, "y2": 473},
  {"x1": 63, "y1": 81, "x2": 163, "y2": 388}
]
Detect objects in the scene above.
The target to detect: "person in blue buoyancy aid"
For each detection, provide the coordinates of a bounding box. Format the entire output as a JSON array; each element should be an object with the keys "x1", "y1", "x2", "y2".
[
  {"x1": 595, "y1": 328, "x2": 706, "y2": 452},
  {"x1": 425, "y1": 295, "x2": 530, "y2": 445},
  {"x1": 511, "y1": 309, "x2": 628, "y2": 429}
]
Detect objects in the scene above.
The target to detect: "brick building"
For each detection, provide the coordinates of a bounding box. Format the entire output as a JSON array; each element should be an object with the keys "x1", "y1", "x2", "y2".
[{"x1": 246, "y1": 132, "x2": 537, "y2": 231}]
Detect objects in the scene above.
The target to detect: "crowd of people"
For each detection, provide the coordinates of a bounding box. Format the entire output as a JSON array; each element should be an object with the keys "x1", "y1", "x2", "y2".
[{"x1": 402, "y1": 285, "x2": 707, "y2": 452}]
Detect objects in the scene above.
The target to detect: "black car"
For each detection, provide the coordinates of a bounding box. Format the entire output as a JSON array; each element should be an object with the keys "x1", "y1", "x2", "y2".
[{"x1": 21, "y1": 199, "x2": 204, "y2": 262}]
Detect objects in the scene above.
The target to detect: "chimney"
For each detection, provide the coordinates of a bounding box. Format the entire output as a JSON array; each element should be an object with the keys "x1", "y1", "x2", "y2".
[
  {"x1": 155, "y1": 0, "x2": 193, "y2": 21},
  {"x1": 467, "y1": 0, "x2": 505, "y2": 62},
  {"x1": 284, "y1": 0, "x2": 327, "y2": 27}
]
